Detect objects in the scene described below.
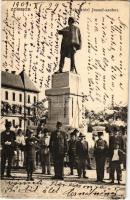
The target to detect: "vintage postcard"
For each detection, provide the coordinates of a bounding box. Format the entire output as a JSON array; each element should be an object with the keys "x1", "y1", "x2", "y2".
[{"x1": 0, "y1": 0, "x2": 129, "y2": 199}]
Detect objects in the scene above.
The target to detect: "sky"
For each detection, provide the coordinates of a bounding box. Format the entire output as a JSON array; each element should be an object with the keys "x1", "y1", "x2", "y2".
[{"x1": 2, "y1": 0, "x2": 129, "y2": 112}]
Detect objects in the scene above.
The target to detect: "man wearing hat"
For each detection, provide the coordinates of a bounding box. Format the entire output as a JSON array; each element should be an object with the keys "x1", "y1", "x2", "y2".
[
  {"x1": 76, "y1": 133, "x2": 89, "y2": 178},
  {"x1": 1, "y1": 121, "x2": 16, "y2": 179},
  {"x1": 68, "y1": 130, "x2": 78, "y2": 175},
  {"x1": 57, "y1": 17, "x2": 82, "y2": 73},
  {"x1": 94, "y1": 132, "x2": 108, "y2": 182},
  {"x1": 49, "y1": 121, "x2": 67, "y2": 180}
]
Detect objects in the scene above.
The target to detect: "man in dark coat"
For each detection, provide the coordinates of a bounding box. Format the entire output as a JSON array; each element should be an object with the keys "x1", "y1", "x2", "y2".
[
  {"x1": 68, "y1": 130, "x2": 78, "y2": 175},
  {"x1": 49, "y1": 121, "x2": 67, "y2": 180},
  {"x1": 57, "y1": 17, "x2": 82, "y2": 73},
  {"x1": 25, "y1": 130, "x2": 39, "y2": 181},
  {"x1": 1, "y1": 121, "x2": 16, "y2": 179},
  {"x1": 94, "y1": 132, "x2": 108, "y2": 182},
  {"x1": 76, "y1": 133, "x2": 89, "y2": 178}
]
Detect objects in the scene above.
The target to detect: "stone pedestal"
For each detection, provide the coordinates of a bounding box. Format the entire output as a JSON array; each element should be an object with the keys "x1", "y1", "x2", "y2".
[{"x1": 45, "y1": 71, "x2": 83, "y2": 130}]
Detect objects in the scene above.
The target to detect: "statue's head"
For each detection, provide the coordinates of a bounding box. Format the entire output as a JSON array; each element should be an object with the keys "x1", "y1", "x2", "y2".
[{"x1": 68, "y1": 17, "x2": 75, "y2": 25}]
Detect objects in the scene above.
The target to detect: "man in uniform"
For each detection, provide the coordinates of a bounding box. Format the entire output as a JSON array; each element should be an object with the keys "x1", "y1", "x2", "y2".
[
  {"x1": 49, "y1": 121, "x2": 67, "y2": 180},
  {"x1": 57, "y1": 17, "x2": 82, "y2": 73},
  {"x1": 1, "y1": 121, "x2": 16, "y2": 179},
  {"x1": 94, "y1": 132, "x2": 108, "y2": 182}
]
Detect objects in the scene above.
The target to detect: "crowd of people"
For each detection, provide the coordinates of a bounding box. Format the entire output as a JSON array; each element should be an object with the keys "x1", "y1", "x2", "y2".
[{"x1": 1, "y1": 121, "x2": 127, "y2": 184}]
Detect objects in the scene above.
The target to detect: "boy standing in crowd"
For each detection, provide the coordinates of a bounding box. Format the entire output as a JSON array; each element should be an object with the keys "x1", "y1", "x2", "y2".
[
  {"x1": 40, "y1": 128, "x2": 51, "y2": 175},
  {"x1": 25, "y1": 130, "x2": 39, "y2": 181},
  {"x1": 15, "y1": 129, "x2": 25, "y2": 167}
]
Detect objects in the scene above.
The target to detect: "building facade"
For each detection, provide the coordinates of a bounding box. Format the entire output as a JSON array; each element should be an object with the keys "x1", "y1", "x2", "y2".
[{"x1": 1, "y1": 70, "x2": 39, "y2": 132}]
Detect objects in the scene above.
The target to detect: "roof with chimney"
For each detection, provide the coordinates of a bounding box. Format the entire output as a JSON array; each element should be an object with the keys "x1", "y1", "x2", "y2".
[{"x1": 1, "y1": 70, "x2": 39, "y2": 93}]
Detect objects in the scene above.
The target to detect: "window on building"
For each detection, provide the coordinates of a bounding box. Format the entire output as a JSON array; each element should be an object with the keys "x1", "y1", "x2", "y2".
[
  {"x1": 28, "y1": 107, "x2": 30, "y2": 115},
  {"x1": 34, "y1": 108, "x2": 36, "y2": 115},
  {"x1": 28, "y1": 120, "x2": 30, "y2": 126},
  {"x1": 19, "y1": 119, "x2": 22, "y2": 128},
  {"x1": 5, "y1": 91, "x2": 8, "y2": 100},
  {"x1": 12, "y1": 119, "x2": 15, "y2": 127},
  {"x1": 34, "y1": 96, "x2": 36, "y2": 103},
  {"x1": 28, "y1": 95, "x2": 30, "y2": 103},
  {"x1": 12, "y1": 105, "x2": 17, "y2": 114},
  {"x1": 72, "y1": 98, "x2": 73, "y2": 118},
  {"x1": 12, "y1": 93, "x2": 15, "y2": 101},
  {"x1": 64, "y1": 99, "x2": 67, "y2": 118},
  {"x1": 19, "y1": 94, "x2": 22, "y2": 102},
  {"x1": 19, "y1": 106, "x2": 22, "y2": 114}
]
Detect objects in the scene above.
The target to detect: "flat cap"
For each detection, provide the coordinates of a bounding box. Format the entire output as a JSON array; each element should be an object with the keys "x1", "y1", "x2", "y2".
[
  {"x1": 5, "y1": 121, "x2": 12, "y2": 127},
  {"x1": 56, "y1": 121, "x2": 62, "y2": 127},
  {"x1": 98, "y1": 131, "x2": 103, "y2": 136}
]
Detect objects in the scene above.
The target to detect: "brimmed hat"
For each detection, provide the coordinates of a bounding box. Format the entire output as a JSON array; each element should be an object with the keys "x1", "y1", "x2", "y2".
[
  {"x1": 98, "y1": 132, "x2": 103, "y2": 136},
  {"x1": 70, "y1": 132, "x2": 76, "y2": 137},
  {"x1": 70, "y1": 129, "x2": 79, "y2": 136},
  {"x1": 56, "y1": 121, "x2": 62, "y2": 127},
  {"x1": 79, "y1": 132, "x2": 85, "y2": 138},
  {"x1": 112, "y1": 126, "x2": 118, "y2": 133},
  {"x1": 43, "y1": 128, "x2": 48, "y2": 133},
  {"x1": 73, "y1": 129, "x2": 79, "y2": 133},
  {"x1": 5, "y1": 121, "x2": 12, "y2": 127},
  {"x1": 68, "y1": 17, "x2": 75, "y2": 23}
]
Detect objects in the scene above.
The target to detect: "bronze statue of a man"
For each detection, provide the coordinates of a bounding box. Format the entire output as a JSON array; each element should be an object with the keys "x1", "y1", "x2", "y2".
[{"x1": 57, "y1": 17, "x2": 82, "y2": 74}]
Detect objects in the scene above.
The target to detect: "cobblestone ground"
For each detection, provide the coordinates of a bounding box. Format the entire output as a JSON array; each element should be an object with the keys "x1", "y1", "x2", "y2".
[{"x1": 0, "y1": 167, "x2": 126, "y2": 199}]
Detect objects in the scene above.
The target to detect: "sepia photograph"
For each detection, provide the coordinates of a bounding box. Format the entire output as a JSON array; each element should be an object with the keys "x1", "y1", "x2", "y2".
[{"x1": 0, "y1": 0, "x2": 129, "y2": 199}]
